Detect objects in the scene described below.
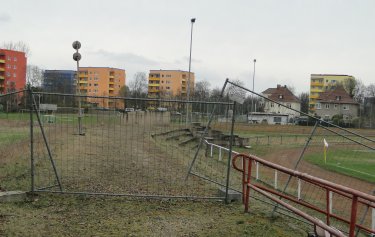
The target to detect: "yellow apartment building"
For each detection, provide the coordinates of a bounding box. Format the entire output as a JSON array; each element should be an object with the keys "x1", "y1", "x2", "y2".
[
  {"x1": 309, "y1": 74, "x2": 355, "y2": 113},
  {"x1": 78, "y1": 67, "x2": 126, "y2": 109},
  {"x1": 148, "y1": 70, "x2": 195, "y2": 99}
]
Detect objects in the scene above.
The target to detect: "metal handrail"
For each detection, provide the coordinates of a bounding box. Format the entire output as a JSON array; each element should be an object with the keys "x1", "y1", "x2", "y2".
[{"x1": 232, "y1": 153, "x2": 375, "y2": 237}]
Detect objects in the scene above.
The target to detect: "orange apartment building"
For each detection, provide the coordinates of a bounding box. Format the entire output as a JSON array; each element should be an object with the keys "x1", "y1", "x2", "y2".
[
  {"x1": 0, "y1": 49, "x2": 27, "y2": 94},
  {"x1": 148, "y1": 70, "x2": 195, "y2": 99},
  {"x1": 78, "y1": 67, "x2": 125, "y2": 109}
]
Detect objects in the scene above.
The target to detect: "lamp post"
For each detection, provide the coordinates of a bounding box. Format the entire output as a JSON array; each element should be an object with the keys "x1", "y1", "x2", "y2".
[
  {"x1": 251, "y1": 59, "x2": 256, "y2": 113},
  {"x1": 186, "y1": 18, "x2": 196, "y2": 124},
  {"x1": 72, "y1": 41, "x2": 84, "y2": 135}
]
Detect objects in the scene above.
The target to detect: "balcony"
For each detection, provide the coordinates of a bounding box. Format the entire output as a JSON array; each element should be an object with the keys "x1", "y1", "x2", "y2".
[
  {"x1": 0, "y1": 59, "x2": 5, "y2": 64},
  {"x1": 0, "y1": 68, "x2": 4, "y2": 72},
  {"x1": 109, "y1": 88, "x2": 114, "y2": 91},
  {"x1": 311, "y1": 81, "x2": 323, "y2": 86},
  {"x1": 310, "y1": 88, "x2": 322, "y2": 93},
  {"x1": 149, "y1": 84, "x2": 160, "y2": 87},
  {"x1": 79, "y1": 80, "x2": 88, "y2": 84},
  {"x1": 149, "y1": 88, "x2": 159, "y2": 93},
  {"x1": 309, "y1": 94, "x2": 319, "y2": 99},
  {"x1": 109, "y1": 75, "x2": 114, "y2": 79},
  {"x1": 0, "y1": 76, "x2": 4, "y2": 80},
  {"x1": 109, "y1": 81, "x2": 114, "y2": 85}
]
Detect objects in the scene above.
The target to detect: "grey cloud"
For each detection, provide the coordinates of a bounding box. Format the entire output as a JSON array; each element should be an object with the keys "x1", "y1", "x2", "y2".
[
  {"x1": 174, "y1": 56, "x2": 202, "y2": 65},
  {"x1": 88, "y1": 49, "x2": 158, "y2": 66},
  {"x1": 0, "y1": 13, "x2": 11, "y2": 22}
]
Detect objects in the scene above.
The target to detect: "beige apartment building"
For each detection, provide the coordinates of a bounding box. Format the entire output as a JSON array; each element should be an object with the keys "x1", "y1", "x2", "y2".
[
  {"x1": 309, "y1": 74, "x2": 355, "y2": 113},
  {"x1": 78, "y1": 67, "x2": 126, "y2": 109},
  {"x1": 148, "y1": 70, "x2": 195, "y2": 99}
]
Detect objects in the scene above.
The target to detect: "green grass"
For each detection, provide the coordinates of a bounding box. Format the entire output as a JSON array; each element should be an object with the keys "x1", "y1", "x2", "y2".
[
  {"x1": 0, "y1": 194, "x2": 309, "y2": 237},
  {"x1": 0, "y1": 132, "x2": 29, "y2": 147},
  {"x1": 304, "y1": 149, "x2": 375, "y2": 183}
]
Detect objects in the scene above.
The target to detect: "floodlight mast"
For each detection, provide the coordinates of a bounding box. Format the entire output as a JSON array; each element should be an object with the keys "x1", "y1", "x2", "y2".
[
  {"x1": 186, "y1": 18, "x2": 196, "y2": 125},
  {"x1": 73, "y1": 41, "x2": 84, "y2": 135}
]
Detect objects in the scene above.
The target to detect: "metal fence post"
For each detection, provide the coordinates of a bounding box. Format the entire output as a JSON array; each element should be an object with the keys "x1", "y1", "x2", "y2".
[
  {"x1": 225, "y1": 101, "x2": 236, "y2": 204},
  {"x1": 28, "y1": 86, "x2": 35, "y2": 193}
]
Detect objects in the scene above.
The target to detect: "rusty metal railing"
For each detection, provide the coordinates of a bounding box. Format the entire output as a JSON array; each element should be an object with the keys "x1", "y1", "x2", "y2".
[{"x1": 232, "y1": 153, "x2": 375, "y2": 237}]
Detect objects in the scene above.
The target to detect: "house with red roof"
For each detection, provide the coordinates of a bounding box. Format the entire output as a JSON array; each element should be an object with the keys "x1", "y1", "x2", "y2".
[
  {"x1": 314, "y1": 86, "x2": 359, "y2": 121},
  {"x1": 261, "y1": 85, "x2": 301, "y2": 120}
]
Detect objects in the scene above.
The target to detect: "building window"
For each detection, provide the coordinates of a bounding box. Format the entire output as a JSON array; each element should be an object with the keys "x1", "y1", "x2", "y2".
[
  {"x1": 270, "y1": 103, "x2": 274, "y2": 108},
  {"x1": 6, "y1": 64, "x2": 10, "y2": 69},
  {"x1": 286, "y1": 103, "x2": 291, "y2": 108},
  {"x1": 13, "y1": 57, "x2": 17, "y2": 61},
  {"x1": 316, "y1": 103, "x2": 321, "y2": 109},
  {"x1": 334, "y1": 104, "x2": 338, "y2": 109},
  {"x1": 7, "y1": 56, "x2": 11, "y2": 60},
  {"x1": 336, "y1": 96, "x2": 341, "y2": 101},
  {"x1": 6, "y1": 72, "x2": 11, "y2": 77},
  {"x1": 13, "y1": 73, "x2": 16, "y2": 77},
  {"x1": 13, "y1": 65, "x2": 16, "y2": 69},
  {"x1": 279, "y1": 95, "x2": 283, "y2": 99},
  {"x1": 273, "y1": 117, "x2": 282, "y2": 123},
  {"x1": 343, "y1": 105, "x2": 349, "y2": 110},
  {"x1": 325, "y1": 104, "x2": 330, "y2": 109}
]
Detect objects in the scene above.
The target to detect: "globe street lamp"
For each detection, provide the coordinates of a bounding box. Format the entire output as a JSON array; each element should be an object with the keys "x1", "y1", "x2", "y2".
[{"x1": 73, "y1": 41, "x2": 84, "y2": 135}]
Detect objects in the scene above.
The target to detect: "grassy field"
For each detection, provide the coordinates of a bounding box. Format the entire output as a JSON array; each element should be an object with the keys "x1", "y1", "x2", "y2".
[
  {"x1": 1, "y1": 112, "x2": 374, "y2": 236},
  {"x1": 304, "y1": 149, "x2": 375, "y2": 183},
  {"x1": 0, "y1": 194, "x2": 310, "y2": 237}
]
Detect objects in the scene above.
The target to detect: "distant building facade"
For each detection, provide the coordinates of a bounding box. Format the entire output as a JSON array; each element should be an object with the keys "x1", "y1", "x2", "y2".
[
  {"x1": 248, "y1": 112, "x2": 289, "y2": 125},
  {"x1": 0, "y1": 49, "x2": 27, "y2": 94},
  {"x1": 78, "y1": 67, "x2": 126, "y2": 108},
  {"x1": 309, "y1": 74, "x2": 355, "y2": 113},
  {"x1": 148, "y1": 70, "x2": 195, "y2": 99},
  {"x1": 314, "y1": 86, "x2": 359, "y2": 121},
  {"x1": 261, "y1": 84, "x2": 301, "y2": 120},
  {"x1": 43, "y1": 70, "x2": 76, "y2": 94}
]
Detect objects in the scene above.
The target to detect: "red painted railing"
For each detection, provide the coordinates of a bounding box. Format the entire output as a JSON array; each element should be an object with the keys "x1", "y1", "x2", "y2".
[{"x1": 232, "y1": 153, "x2": 375, "y2": 237}]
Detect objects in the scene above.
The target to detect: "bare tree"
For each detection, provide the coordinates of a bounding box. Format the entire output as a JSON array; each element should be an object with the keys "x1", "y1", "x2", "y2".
[
  {"x1": 129, "y1": 72, "x2": 148, "y2": 98},
  {"x1": 298, "y1": 92, "x2": 309, "y2": 114},
  {"x1": 210, "y1": 87, "x2": 222, "y2": 99},
  {"x1": 1, "y1": 41, "x2": 31, "y2": 56},
  {"x1": 193, "y1": 79, "x2": 211, "y2": 100},
  {"x1": 118, "y1": 85, "x2": 130, "y2": 97},
  {"x1": 352, "y1": 79, "x2": 366, "y2": 103},
  {"x1": 26, "y1": 65, "x2": 44, "y2": 88},
  {"x1": 343, "y1": 78, "x2": 357, "y2": 98},
  {"x1": 286, "y1": 84, "x2": 296, "y2": 95},
  {"x1": 366, "y1": 83, "x2": 375, "y2": 97}
]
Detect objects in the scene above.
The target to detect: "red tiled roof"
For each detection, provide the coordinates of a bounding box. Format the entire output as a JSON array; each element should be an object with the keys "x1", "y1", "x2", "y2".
[
  {"x1": 262, "y1": 85, "x2": 300, "y2": 103},
  {"x1": 316, "y1": 86, "x2": 358, "y2": 104}
]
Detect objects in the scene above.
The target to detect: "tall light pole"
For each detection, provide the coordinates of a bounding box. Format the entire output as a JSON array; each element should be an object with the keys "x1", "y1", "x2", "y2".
[
  {"x1": 186, "y1": 18, "x2": 196, "y2": 124},
  {"x1": 73, "y1": 41, "x2": 84, "y2": 135},
  {"x1": 251, "y1": 59, "x2": 256, "y2": 113}
]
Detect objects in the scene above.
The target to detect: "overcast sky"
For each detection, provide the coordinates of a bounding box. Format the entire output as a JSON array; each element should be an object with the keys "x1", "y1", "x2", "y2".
[{"x1": 1, "y1": 0, "x2": 374, "y2": 94}]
